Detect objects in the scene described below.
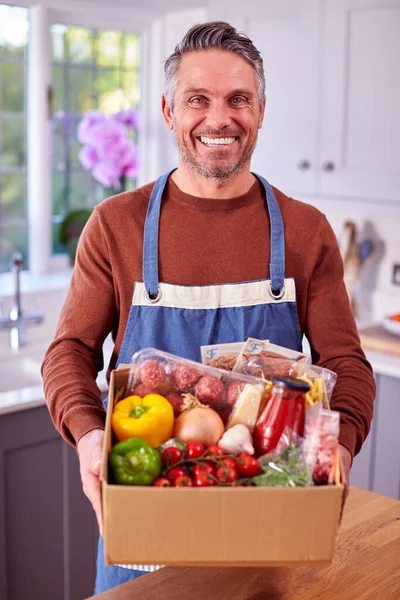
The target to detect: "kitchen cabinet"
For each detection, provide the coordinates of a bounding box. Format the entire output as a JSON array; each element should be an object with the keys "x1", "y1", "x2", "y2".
[
  {"x1": 240, "y1": 0, "x2": 321, "y2": 196},
  {"x1": 351, "y1": 373, "x2": 400, "y2": 500},
  {"x1": 208, "y1": 0, "x2": 400, "y2": 203},
  {"x1": 320, "y1": 0, "x2": 400, "y2": 202},
  {"x1": 0, "y1": 405, "x2": 98, "y2": 600}
]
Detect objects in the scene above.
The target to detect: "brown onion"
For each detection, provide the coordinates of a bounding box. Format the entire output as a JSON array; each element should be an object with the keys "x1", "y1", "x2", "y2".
[{"x1": 173, "y1": 405, "x2": 224, "y2": 447}]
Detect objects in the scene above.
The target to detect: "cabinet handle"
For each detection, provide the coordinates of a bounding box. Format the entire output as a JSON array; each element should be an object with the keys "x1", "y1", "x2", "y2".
[
  {"x1": 298, "y1": 159, "x2": 311, "y2": 171},
  {"x1": 322, "y1": 161, "x2": 335, "y2": 172}
]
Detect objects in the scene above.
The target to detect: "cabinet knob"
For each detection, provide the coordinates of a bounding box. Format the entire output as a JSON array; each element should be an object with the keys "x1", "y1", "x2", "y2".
[
  {"x1": 298, "y1": 159, "x2": 311, "y2": 171},
  {"x1": 322, "y1": 161, "x2": 335, "y2": 172}
]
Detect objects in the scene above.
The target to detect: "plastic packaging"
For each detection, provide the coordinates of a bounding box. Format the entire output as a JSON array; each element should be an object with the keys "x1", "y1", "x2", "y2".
[
  {"x1": 303, "y1": 401, "x2": 324, "y2": 474},
  {"x1": 233, "y1": 338, "x2": 308, "y2": 378},
  {"x1": 312, "y1": 409, "x2": 340, "y2": 485},
  {"x1": 253, "y1": 439, "x2": 312, "y2": 488},
  {"x1": 292, "y1": 363, "x2": 337, "y2": 409},
  {"x1": 126, "y1": 348, "x2": 266, "y2": 430},
  {"x1": 201, "y1": 340, "x2": 269, "y2": 371},
  {"x1": 232, "y1": 338, "x2": 336, "y2": 408}
]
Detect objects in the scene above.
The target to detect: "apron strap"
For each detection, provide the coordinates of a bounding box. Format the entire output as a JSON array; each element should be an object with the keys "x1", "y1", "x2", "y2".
[
  {"x1": 253, "y1": 173, "x2": 285, "y2": 295},
  {"x1": 143, "y1": 169, "x2": 176, "y2": 298},
  {"x1": 143, "y1": 170, "x2": 285, "y2": 297}
]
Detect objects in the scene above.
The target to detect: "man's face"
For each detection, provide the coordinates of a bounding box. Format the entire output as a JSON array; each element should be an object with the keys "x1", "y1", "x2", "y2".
[{"x1": 163, "y1": 49, "x2": 265, "y2": 181}]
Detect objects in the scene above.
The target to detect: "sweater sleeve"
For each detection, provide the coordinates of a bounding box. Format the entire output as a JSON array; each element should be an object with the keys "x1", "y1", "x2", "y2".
[
  {"x1": 304, "y1": 215, "x2": 375, "y2": 459},
  {"x1": 41, "y1": 208, "x2": 117, "y2": 446}
]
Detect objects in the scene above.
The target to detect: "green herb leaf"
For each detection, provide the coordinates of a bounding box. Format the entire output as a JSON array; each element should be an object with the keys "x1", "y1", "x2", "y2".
[{"x1": 253, "y1": 442, "x2": 311, "y2": 487}]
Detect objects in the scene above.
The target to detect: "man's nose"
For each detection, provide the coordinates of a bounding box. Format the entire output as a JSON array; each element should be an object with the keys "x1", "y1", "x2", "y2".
[{"x1": 205, "y1": 102, "x2": 232, "y2": 129}]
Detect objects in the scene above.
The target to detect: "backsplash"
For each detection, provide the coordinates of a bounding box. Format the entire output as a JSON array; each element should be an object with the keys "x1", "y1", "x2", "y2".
[{"x1": 312, "y1": 203, "x2": 400, "y2": 324}]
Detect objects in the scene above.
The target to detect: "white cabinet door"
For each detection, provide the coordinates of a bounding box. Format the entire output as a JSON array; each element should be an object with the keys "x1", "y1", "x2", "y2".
[
  {"x1": 320, "y1": 0, "x2": 400, "y2": 202},
  {"x1": 208, "y1": 0, "x2": 321, "y2": 196}
]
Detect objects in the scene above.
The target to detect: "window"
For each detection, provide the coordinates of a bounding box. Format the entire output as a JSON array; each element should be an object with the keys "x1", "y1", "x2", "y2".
[
  {"x1": 51, "y1": 25, "x2": 140, "y2": 253},
  {"x1": 0, "y1": 5, "x2": 28, "y2": 273}
]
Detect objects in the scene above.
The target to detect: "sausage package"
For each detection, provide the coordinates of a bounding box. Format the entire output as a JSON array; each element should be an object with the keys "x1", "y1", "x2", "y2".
[
  {"x1": 232, "y1": 337, "x2": 308, "y2": 377},
  {"x1": 125, "y1": 347, "x2": 266, "y2": 431},
  {"x1": 232, "y1": 338, "x2": 336, "y2": 408}
]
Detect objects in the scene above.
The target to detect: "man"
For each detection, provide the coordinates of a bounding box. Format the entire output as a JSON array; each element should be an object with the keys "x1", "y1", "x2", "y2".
[{"x1": 42, "y1": 21, "x2": 375, "y2": 594}]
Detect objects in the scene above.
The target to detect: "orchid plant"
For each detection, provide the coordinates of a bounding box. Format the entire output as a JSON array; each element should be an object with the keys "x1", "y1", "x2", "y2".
[{"x1": 77, "y1": 108, "x2": 140, "y2": 191}]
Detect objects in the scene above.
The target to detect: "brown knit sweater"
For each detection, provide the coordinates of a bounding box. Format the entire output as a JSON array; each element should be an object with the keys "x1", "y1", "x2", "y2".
[{"x1": 42, "y1": 177, "x2": 375, "y2": 458}]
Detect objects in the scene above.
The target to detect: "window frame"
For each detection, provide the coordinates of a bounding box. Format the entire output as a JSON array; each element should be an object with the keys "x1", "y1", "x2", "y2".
[
  {"x1": 0, "y1": 5, "x2": 29, "y2": 273},
  {"x1": 8, "y1": 1, "x2": 154, "y2": 274}
]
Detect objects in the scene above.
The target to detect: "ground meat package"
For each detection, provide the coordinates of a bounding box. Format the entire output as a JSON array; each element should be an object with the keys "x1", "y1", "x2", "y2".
[
  {"x1": 125, "y1": 347, "x2": 266, "y2": 428},
  {"x1": 200, "y1": 340, "x2": 269, "y2": 371}
]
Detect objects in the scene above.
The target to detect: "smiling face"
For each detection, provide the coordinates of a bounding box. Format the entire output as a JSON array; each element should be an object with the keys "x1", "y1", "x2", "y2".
[{"x1": 162, "y1": 49, "x2": 265, "y2": 182}]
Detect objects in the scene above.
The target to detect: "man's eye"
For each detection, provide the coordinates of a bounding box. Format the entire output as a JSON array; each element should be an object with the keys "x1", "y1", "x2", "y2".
[
  {"x1": 190, "y1": 97, "x2": 204, "y2": 104},
  {"x1": 231, "y1": 97, "x2": 246, "y2": 104}
]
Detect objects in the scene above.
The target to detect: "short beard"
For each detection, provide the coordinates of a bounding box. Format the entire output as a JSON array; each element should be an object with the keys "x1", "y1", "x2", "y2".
[
  {"x1": 177, "y1": 144, "x2": 254, "y2": 181},
  {"x1": 174, "y1": 128, "x2": 257, "y2": 182}
]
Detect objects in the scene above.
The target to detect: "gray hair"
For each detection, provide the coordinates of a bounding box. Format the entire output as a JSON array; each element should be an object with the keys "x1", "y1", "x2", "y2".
[{"x1": 164, "y1": 21, "x2": 266, "y2": 109}]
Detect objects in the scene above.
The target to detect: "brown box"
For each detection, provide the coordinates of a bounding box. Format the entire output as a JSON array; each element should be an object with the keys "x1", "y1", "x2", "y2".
[{"x1": 101, "y1": 366, "x2": 345, "y2": 567}]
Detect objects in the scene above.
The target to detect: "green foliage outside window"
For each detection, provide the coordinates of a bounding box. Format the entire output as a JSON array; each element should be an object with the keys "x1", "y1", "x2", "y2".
[{"x1": 52, "y1": 25, "x2": 140, "y2": 255}]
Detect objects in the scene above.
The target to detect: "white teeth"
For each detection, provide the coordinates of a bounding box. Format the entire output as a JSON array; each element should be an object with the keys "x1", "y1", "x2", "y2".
[{"x1": 200, "y1": 136, "x2": 236, "y2": 146}]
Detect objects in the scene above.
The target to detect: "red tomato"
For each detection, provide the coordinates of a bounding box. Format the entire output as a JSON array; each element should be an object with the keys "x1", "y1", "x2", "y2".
[
  {"x1": 161, "y1": 446, "x2": 182, "y2": 467},
  {"x1": 193, "y1": 463, "x2": 214, "y2": 477},
  {"x1": 219, "y1": 457, "x2": 238, "y2": 470},
  {"x1": 237, "y1": 453, "x2": 261, "y2": 478},
  {"x1": 151, "y1": 477, "x2": 171, "y2": 487},
  {"x1": 193, "y1": 472, "x2": 217, "y2": 487},
  {"x1": 204, "y1": 445, "x2": 224, "y2": 458},
  {"x1": 186, "y1": 442, "x2": 205, "y2": 459},
  {"x1": 173, "y1": 475, "x2": 193, "y2": 487},
  {"x1": 216, "y1": 465, "x2": 238, "y2": 484},
  {"x1": 166, "y1": 466, "x2": 186, "y2": 480}
]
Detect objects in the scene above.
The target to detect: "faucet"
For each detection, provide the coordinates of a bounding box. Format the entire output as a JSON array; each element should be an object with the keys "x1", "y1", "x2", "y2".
[{"x1": 0, "y1": 253, "x2": 44, "y2": 350}]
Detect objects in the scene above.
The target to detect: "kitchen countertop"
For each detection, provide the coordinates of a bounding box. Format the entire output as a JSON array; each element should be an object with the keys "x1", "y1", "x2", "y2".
[
  {"x1": 0, "y1": 340, "x2": 113, "y2": 415},
  {"x1": 364, "y1": 348, "x2": 400, "y2": 379},
  {"x1": 0, "y1": 370, "x2": 110, "y2": 416},
  {"x1": 87, "y1": 487, "x2": 400, "y2": 600}
]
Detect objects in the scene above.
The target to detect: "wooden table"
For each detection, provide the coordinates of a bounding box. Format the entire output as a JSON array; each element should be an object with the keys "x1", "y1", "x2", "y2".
[{"x1": 89, "y1": 487, "x2": 400, "y2": 600}]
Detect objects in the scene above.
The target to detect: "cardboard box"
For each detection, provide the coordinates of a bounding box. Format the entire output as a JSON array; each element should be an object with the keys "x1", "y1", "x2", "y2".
[{"x1": 101, "y1": 366, "x2": 345, "y2": 567}]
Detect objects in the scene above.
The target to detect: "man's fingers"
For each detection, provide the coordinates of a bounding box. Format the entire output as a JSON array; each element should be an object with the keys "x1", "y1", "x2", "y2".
[
  {"x1": 92, "y1": 457, "x2": 102, "y2": 476},
  {"x1": 77, "y1": 429, "x2": 105, "y2": 535},
  {"x1": 83, "y1": 468, "x2": 103, "y2": 535}
]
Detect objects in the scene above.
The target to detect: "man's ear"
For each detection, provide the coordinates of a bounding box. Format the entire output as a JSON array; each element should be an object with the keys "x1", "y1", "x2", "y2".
[
  {"x1": 258, "y1": 98, "x2": 266, "y2": 129},
  {"x1": 162, "y1": 95, "x2": 174, "y2": 130}
]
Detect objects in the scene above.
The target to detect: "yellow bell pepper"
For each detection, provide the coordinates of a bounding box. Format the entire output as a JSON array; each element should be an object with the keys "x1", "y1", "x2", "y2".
[{"x1": 112, "y1": 394, "x2": 174, "y2": 447}]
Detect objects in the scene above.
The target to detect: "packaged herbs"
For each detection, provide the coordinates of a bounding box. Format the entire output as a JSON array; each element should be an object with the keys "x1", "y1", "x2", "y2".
[{"x1": 252, "y1": 441, "x2": 312, "y2": 488}]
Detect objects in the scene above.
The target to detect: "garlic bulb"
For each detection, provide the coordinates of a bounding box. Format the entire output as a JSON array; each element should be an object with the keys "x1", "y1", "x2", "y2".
[{"x1": 218, "y1": 424, "x2": 254, "y2": 455}]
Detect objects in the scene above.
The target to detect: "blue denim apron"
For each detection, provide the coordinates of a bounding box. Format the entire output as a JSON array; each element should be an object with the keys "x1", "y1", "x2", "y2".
[{"x1": 94, "y1": 170, "x2": 303, "y2": 594}]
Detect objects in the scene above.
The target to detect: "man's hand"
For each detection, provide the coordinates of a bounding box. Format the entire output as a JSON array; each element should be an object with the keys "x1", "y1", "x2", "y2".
[
  {"x1": 77, "y1": 428, "x2": 105, "y2": 535},
  {"x1": 339, "y1": 443, "x2": 352, "y2": 499}
]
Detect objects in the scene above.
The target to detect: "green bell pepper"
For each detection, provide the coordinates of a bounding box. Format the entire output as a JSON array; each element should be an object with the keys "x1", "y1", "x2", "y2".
[{"x1": 109, "y1": 438, "x2": 161, "y2": 485}]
